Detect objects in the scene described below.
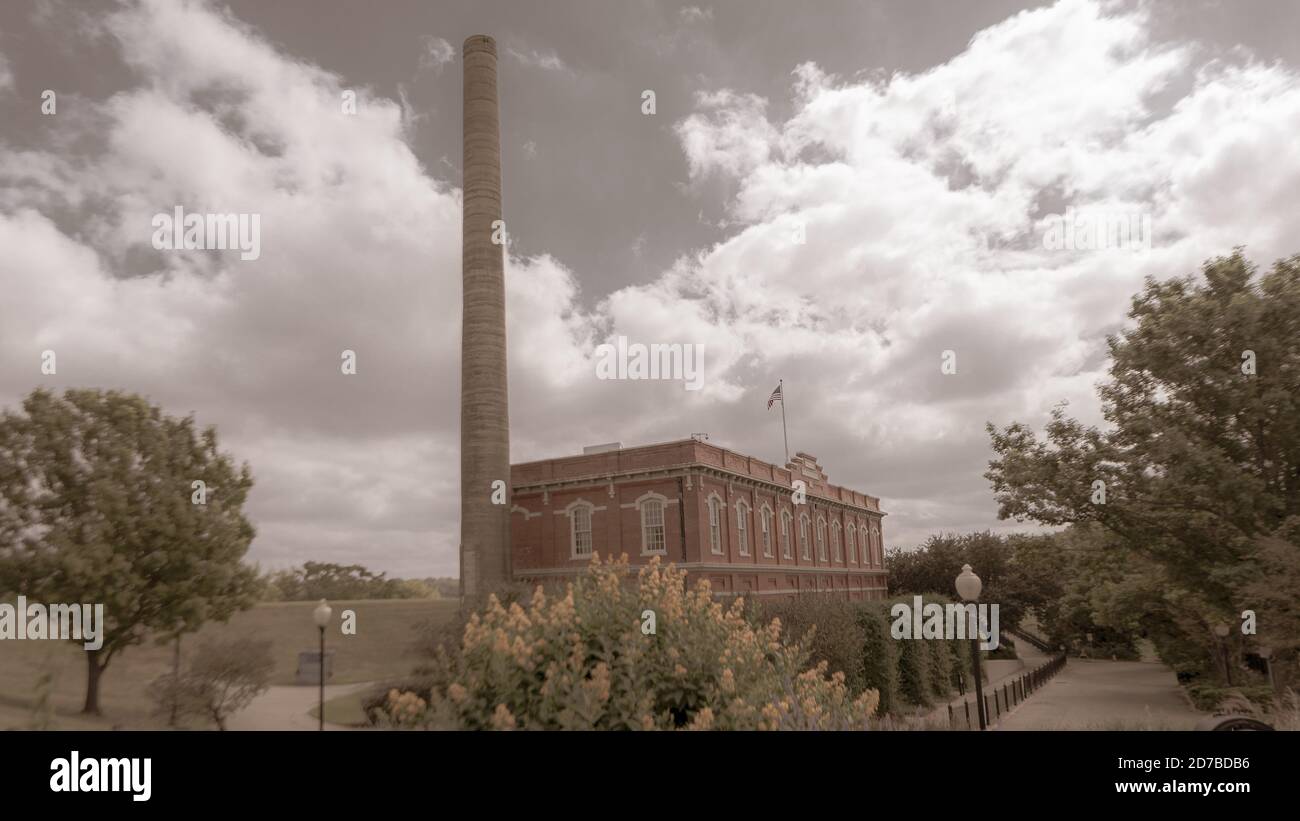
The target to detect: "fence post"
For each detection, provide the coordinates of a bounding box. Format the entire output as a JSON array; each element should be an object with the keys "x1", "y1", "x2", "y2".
[
  {"x1": 965, "y1": 700, "x2": 971, "y2": 730},
  {"x1": 948, "y1": 703, "x2": 954, "y2": 729}
]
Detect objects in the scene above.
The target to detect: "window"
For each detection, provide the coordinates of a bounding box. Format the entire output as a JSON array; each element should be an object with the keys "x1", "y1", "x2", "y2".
[
  {"x1": 847, "y1": 524, "x2": 856, "y2": 564},
  {"x1": 708, "y1": 496, "x2": 723, "y2": 554},
  {"x1": 799, "y1": 515, "x2": 811, "y2": 560},
  {"x1": 570, "y1": 505, "x2": 593, "y2": 558},
  {"x1": 736, "y1": 501, "x2": 751, "y2": 556},
  {"x1": 831, "y1": 522, "x2": 842, "y2": 562},
  {"x1": 640, "y1": 499, "x2": 666, "y2": 555},
  {"x1": 760, "y1": 506, "x2": 773, "y2": 557},
  {"x1": 816, "y1": 517, "x2": 827, "y2": 561},
  {"x1": 869, "y1": 525, "x2": 880, "y2": 566},
  {"x1": 781, "y1": 511, "x2": 792, "y2": 559}
]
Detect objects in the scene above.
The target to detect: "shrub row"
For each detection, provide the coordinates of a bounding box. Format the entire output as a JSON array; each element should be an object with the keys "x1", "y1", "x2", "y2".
[{"x1": 761, "y1": 594, "x2": 977, "y2": 714}]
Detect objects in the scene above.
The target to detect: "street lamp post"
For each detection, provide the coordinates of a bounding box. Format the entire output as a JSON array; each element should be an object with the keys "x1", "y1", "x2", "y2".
[
  {"x1": 313, "y1": 599, "x2": 332, "y2": 731},
  {"x1": 1258, "y1": 646, "x2": 1275, "y2": 695},
  {"x1": 1213, "y1": 623, "x2": 1232, "y2": 686},
  {"x1": 955, "y1": 564, "x2": 985, "y2": 731}
]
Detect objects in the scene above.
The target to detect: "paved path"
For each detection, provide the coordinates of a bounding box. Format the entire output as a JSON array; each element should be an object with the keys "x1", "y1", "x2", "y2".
[
  {"x1": 996, "y1": 659, "x2": 1203, "y2": 730},
  {"x1": 226, "y1": 682, "x2": 374, "y2": 731}
]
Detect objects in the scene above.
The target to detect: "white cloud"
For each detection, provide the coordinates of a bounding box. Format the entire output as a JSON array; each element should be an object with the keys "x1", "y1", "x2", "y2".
[
  {"x1": 504, "y1": 45, "x2": 566, "y2": 72},
  {"x1": 419, "y1": 35, "x2": 455, "y2": 73},
  {"x1": 679, "y1": 6, "x2": 714, "y2": 24},
  {"x1": 675, "y1": 89, "x2": 780, "y2": 180}
]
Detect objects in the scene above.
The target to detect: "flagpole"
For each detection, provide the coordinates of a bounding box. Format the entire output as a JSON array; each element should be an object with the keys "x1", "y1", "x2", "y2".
[{"x1": 779, "y1": 379, "x2": 789, "y2": 465}]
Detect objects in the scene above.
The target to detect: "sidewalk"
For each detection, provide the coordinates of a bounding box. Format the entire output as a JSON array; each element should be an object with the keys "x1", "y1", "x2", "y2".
[
  {"x1": 995, "y1": 659, "x2": 1203, "y2": 730},
  {"x1": 226, "y1": 681, "x2": 374, "y2": 731}
]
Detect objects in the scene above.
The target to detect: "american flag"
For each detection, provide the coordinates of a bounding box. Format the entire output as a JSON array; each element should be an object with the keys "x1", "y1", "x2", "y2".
[{"x1": 767, "y1": 383, "x2": 782, "y2": 409}]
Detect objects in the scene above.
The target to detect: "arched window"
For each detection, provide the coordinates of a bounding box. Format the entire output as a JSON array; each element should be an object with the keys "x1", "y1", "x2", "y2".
[
  {"x1": 816, "y1": 517, "x2": 827, "y2": 561},
  {"x1": 780, "y1": 510, "x2": 793, "y2": 559},
  {"x1": 736, "y1": 501, "x2": 751, "y2": 556},
  {"x1": 708, "y1": 495, "x2": 723, "y2": 555},
  {"x1": 831, "y1": 521, "x2": 842, "y2": 562},
  {"x1": 870, "y1": 524, "x2": 880, "y2": 566},
  {"x1": 846, "y1": 524, "x2": 856, "y2": 564},
  {"x1": 799, "y1": 514, "x2": 811, "y2": 560},
  {"x1": 640, "y1": 498, "x2": 666, "y2": 555},
  {"x1": 569, "y1": 504, "x2": 593, "y2": 558},
  {"x1": 760, "y1": 505, "x2": 773, "y2": 558}
]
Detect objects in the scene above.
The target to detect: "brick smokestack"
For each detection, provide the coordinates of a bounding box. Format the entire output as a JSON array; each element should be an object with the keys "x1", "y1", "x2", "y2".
[{"x1": 460, "y1": 34, "x2": 510, "y2": 602}]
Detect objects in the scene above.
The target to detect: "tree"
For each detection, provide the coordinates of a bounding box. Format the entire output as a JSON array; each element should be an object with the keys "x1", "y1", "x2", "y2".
[
  {"x1": 0, "y1": 389, "x2": 260, "y2": 713},
  {"x1": 261, "y1": 561, "x2": 411, "y2": 601},
  {"x1": 885, "y1": 531, "x2": 1031, "y2": 629},
  {"x1": 986, "y1": 251, "x2": 1300, "y2": 680},
  {"x1": 148, "y1": 637, "x2": 274, "y2": 730}
]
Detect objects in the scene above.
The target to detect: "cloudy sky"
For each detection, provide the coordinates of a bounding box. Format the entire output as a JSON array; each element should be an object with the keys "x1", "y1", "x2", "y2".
[{"x1": 2, "y1": 0, "x2": 1298, "y2": 577}]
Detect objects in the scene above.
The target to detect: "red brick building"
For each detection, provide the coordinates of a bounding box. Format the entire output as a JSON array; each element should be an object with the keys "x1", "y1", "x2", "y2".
[{"x1": 509, "y1": 439, "x2": 888, "y2": 601}]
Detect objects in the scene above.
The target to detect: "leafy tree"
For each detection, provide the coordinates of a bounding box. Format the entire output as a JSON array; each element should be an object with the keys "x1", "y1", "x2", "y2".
[
  {"x1": 0, "y1": 389, "x2": 259, "y2": 713},
  {"x1": 885, "y1": 531, "x2": 1029, "y2": 629},
  {"x1": 986, "y1": 251, "x2": 1300, "y2": 681},
  {"x1": 1029, "y1": 524, "x2": 1143, "y2": 660},
  {"x1": 261, "y1": 561, "x2": 420, "y2": 601}
]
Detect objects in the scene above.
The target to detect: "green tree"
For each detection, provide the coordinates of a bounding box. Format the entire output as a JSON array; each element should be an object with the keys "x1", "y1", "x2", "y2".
[
  {"x1": 259, "y1": 561, "x2": 424, "y2": 601},
  {"x1": 0, "y1": 389, "x2": 259, "y2": 713},
  {"x1": 986, "y1": 251, "x2": 1300, "y2": 680},
  {"x1": 885, "y1": 531, "x2": 1030, "y2": 629}
]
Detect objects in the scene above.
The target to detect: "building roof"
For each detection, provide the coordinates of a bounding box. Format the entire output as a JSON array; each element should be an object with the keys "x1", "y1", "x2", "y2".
[{"x1": 511, "y1": 438, "x2": 883, "y2": 514}]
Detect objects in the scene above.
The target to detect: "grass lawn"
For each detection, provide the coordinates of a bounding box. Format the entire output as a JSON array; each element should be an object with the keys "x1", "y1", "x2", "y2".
[
  {"x1": 309, "y1": 690, "x2": 372, "y2": 726},
  {"x1": 0, "y1": 598, "x2": 458, "y2": 730}
]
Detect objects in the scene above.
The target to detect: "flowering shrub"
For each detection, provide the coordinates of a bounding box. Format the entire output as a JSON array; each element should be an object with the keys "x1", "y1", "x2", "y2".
[
  {"x1": 384, "y1": 689, "x2": 428, "y2": 727},
  {"x1": 385, "y1": 555, "x2": 878, "y2": 730}
]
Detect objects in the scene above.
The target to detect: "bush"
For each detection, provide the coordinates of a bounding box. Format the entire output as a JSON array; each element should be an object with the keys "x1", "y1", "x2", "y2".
[
  {"x1": 987, "y1": 634, "x2": 1018, "y2": 660},
  {"x1": 1074, "y1": 639, "x2": 1139, "y2": 661},
  {"x1": 926, "y1": 633, "x2": 955, "y2": 701},
  {"x1": 761, "y1": 595, "x2": 868, "y2": 696},
  {"x1": 857, "y1": 604, "x2": 899, "y2": 714},
  {"x1": 894, "y1": 635, "x2": 932, "y2": 707},
  {"x1": 148, "y1": 637, "x2": 274, "y2": 730},
  {"x1": 762, "y1": 598, "x2": 913, "y2": 715},
  {"x1": 380, "y1": 556, "x2": 879, "y2": 730},
  {"x1": 1187, "y1": 683, "x2": 1277, "y2": 712}
]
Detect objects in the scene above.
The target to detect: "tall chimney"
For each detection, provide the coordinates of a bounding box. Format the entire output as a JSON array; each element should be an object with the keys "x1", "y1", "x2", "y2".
[{"x1": 460, "y1": 34, "x2": 511, "y2": 602}]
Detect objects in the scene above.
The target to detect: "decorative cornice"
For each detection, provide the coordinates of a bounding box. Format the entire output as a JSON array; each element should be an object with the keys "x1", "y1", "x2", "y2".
[
  {"x1": 514, "y1": 461, "x2": 884, "y2": 517},
  {"x1": 513, "y1": 562, "x2": 889, "y2": 578}
]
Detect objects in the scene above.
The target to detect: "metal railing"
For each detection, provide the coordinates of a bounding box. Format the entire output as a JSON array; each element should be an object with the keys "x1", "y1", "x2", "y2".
[
  {"x1": 1008, "y1": 626, "x2": 1054, "y2": 653},
  {"x1": 947, "y1": 650, "x2": 1067, "y2": 730}
]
